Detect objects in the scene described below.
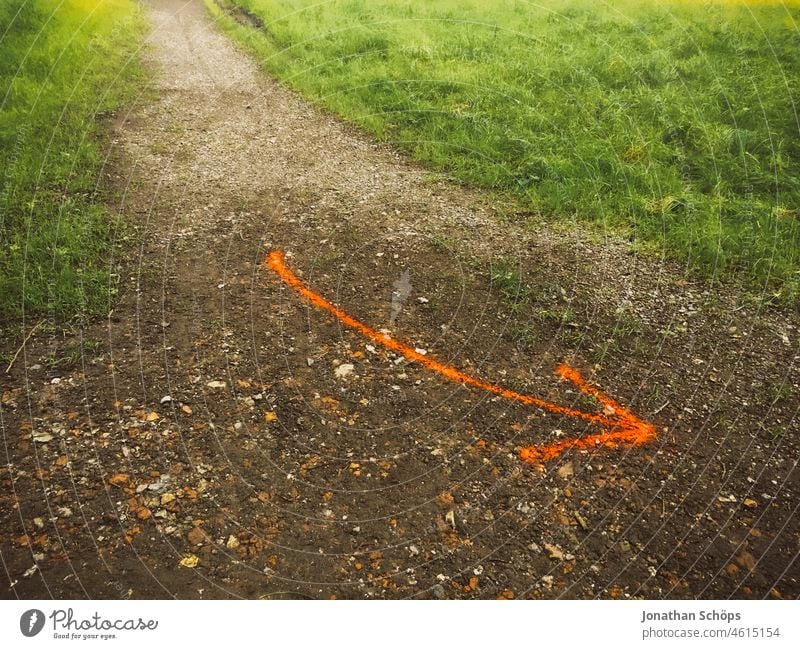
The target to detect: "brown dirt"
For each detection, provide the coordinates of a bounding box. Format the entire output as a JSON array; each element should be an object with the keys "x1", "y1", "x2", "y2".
[{"x1": 1, "y1": 0, "x2": 798, "y2": 600}]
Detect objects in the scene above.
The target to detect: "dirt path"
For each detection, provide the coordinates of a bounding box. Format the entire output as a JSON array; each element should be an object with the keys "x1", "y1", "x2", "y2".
[{"x1": 2, "y1": 0, "x2": 798, "y2": 599}]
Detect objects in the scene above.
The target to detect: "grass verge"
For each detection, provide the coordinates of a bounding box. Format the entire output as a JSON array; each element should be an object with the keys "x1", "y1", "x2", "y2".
[
  {"x1": 209, "y1": 0, "x2": 800, "y2": 299},
  {"x1": 0, "y1": 0, "x2": 146, "y2": 323}
]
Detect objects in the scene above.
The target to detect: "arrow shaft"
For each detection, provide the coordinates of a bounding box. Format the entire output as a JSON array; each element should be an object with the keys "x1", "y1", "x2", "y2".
[{"x1": 266, "y1": 251, "x2": 611, "y2": 427}]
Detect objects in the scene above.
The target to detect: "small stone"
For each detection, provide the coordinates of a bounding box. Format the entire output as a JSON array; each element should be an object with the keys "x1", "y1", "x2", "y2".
[
  {"x1": 179, "y1": 554, "x2": 199, "y2": 568},
  {"x1": 544, "y1": 543, "x2": 564, "y2": 561},
  {"x1": 736, "y1": 551, "x2": 757, "y2": 571},
  {"x1": 334, "y1": 363, "x2": 355, "y2": 379},
  {"x1": 432, "y1": 584, "x2": 446, "y2": 599},
  {"x1": 408, "y1": 544, "x2": 420, "y2": 557},
  {"x1": 557, "y1": 462, "x2": 574, "y2": 479},
  {"x1": 147, "y1": 480, "x2": 168, "y2": 493},
  {"x1": 206, "y1": 380, "x2": 226, "y2": 389},
  {"x1": 160, "y1": 396, "x2": 172, "y2": 404},
  {"x1": 541, "y1": 575, "x2": 554, "y2": 589},
  {"x1": 187, "y1": 527, "x2": 209, "y2": 546},
  {"x1": 226, "y1": 535, "x2": 240, "y2": 549},
  {"x1": 32, "y1": 432, "x2": 53, "y2": 443}
]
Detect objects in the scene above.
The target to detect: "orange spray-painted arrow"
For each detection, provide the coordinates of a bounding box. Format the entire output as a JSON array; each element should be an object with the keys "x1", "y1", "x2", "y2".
[{"x1": 266, "y1": 250, "x2": 656, "y2": 463}]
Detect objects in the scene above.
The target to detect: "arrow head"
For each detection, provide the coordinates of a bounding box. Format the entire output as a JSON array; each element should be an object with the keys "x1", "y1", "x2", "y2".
[{"x1": 519, "y1": 364, "x2": 657, "y2": 463}]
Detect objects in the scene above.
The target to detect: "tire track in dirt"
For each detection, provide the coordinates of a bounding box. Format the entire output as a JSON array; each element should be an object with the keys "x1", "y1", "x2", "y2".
[{"x1": 1, "y1": 0, "x2": 798, "y2": 599}]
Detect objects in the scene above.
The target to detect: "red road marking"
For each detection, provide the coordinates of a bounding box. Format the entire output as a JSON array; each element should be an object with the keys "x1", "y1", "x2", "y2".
[{"x1": 266, "y1": 250, "x2": 656, "y2": 463}]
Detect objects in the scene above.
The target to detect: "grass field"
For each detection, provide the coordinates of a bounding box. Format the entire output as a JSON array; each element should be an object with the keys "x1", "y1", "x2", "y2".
[
  {"x1": 211, "y1": 0, "x2": 800, "y2": 298},
  {"x1": 0, "y1": 0, "x2": 145, "y2": 322}
]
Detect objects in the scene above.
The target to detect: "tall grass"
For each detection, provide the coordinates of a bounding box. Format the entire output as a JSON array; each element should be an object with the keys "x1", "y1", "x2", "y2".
[
  {"x1": 0, "y1": 0, "x2": 146, "y2": 322},
  {"x1": 211, "y1": 0, "x2": 800, "y2": 297}
]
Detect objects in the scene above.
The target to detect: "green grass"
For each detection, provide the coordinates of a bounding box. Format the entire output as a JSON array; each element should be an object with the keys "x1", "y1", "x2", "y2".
[
  {"x1": 210, "y1": 0, "x2": 800, "y2": 298},
  {"x1": 489, "y1": 256, "x2": 529, "y2": 304},
  {"x1": 0, "y1": 0, "x2": 146, "y2": 322}
]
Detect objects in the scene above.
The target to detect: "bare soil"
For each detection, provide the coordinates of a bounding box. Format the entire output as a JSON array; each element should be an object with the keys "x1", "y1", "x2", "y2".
[{"x1": 1, "y1": 0, "x2": 798, "y2": 599}]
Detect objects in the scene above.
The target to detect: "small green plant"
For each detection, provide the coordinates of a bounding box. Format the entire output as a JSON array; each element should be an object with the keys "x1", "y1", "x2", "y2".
[
  {"x1": 613, "y1": 313, "x2": 644, "y2": 339},
  {"x1": 490, "y1": 257, "x2": 530, "y2": 304},
  {"x1": 764, "y1": 424, "x2": 786, "y2": 440},
  {"x1": 536, "y1": 306, "x2": 575, "y2": 326},
  {"x1": 591, "y1": 340, "x2": 615, "y2": 364},
  {"x1": 509, "y1": 322, "x2": 538, "y2": 348},
  {"x1": 150, "y1": 141, "x2": 172, "y2": 156},
  {"x1": 38, "y1": 338, "x2": 100, "y2": 369},
  {"x1": 82, "y1": 338, "x2": 103, "y2": 355},
  {"x1": 755, "y1": 377, "x2": 795, "y2": 407},
  {"x1": 556, "y1": 327, "x2": 586, "y2": 348},
  {"x1": 428, "y1": 234, "x2": 452, "y2": 253}
]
